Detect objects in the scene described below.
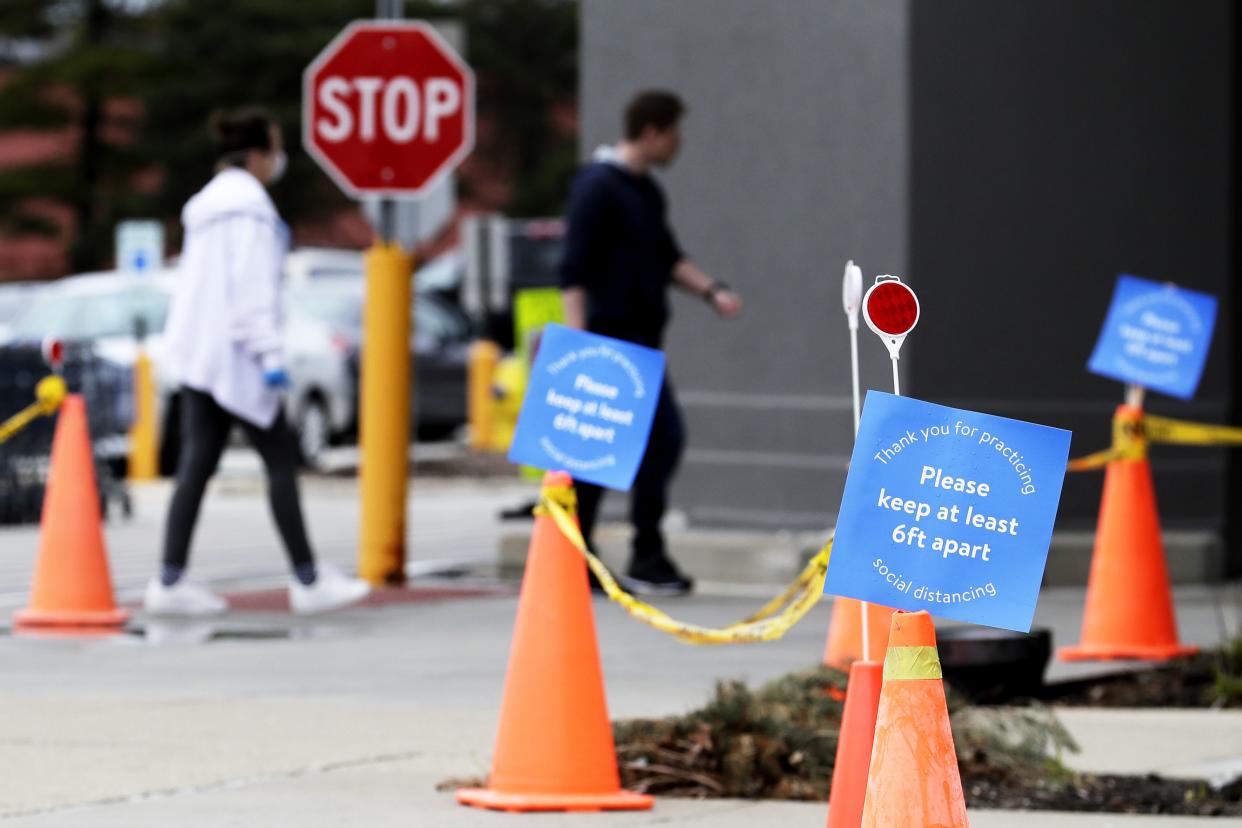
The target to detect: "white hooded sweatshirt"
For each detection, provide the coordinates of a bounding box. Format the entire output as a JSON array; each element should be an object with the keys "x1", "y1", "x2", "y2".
[{"x1": 165, "y1": 168, "x2": 287, "y2": 428}]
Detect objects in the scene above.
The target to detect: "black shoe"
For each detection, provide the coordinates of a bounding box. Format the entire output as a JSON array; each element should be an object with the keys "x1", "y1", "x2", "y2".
[
  {"x1": 621, "y1": 555, "x2": 694, "y2": 597},
  {"x1": 499, "y1": 499, "x2": 538, "y2": 521}
]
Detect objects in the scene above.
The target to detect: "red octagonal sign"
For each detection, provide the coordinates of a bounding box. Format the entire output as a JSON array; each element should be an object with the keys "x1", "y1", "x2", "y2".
[{"x1": 303, "y1": 21, "x2": 475, "y2": 198}]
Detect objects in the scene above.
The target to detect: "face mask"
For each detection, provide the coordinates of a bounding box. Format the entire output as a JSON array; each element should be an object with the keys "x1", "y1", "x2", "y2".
[{"x1": 267, "y1": 150, "x2": 287, "y2": 184}]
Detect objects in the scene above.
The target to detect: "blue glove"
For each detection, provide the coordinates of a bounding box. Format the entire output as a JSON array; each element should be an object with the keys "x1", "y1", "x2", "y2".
[{"x1": 263, "y1": 367, "x2": 290, "y2": 389}]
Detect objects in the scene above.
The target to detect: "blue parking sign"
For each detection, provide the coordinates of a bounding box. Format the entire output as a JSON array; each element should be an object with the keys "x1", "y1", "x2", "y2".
[
  {"x1": 824, "y1": 392, "x2": 1072, "y2": 632},
  {"x1": 1087, "y1": 274, "x2": 1218, "y2": 400},
  {"x1": 508, "y1": 324, "x2": 665, "y2": 491}
]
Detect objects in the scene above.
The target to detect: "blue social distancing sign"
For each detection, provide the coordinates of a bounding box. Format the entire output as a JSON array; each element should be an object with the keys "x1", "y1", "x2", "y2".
[
  {"x1": 824, "y1": 392, "x2": 1072, "y2": 632},
  {"x1": 508, "y1": 323, "x2": 665, "y2": 491},
  {"x1": 1087, "y1": 274, "x2": 1218, "y2": 400}
]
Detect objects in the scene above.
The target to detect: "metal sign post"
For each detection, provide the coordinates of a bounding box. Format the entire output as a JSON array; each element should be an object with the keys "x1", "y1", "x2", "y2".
[
  {"x1": 859, "y1": 274, "x2": 920, "y2": 660},
  {"x1": 361, "y1": 0, "x2": 412, "y2": 585},
  {"x1": 304, "y1": 4, "x2": 474, "y2": 585}
]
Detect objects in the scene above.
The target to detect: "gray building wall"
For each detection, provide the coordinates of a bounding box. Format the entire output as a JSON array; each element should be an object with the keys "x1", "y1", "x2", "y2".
[
  {"x1": 907, "y1": 1, "x2": 1234, "y2": 530},
  {"x1": 580, "y1": 1, "x2": 1234, "y2": 534},
  {"x1": 582, "y1": 0, "x2": 909, "y2": 530}
]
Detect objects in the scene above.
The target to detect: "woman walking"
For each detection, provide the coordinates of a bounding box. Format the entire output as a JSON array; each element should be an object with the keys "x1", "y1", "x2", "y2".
[{"x1": 145, "y1": 107, "x2": 369, "y2": 616}]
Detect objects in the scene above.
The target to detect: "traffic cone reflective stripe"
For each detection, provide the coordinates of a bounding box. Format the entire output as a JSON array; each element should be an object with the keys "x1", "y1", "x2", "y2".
[
  {"x1": 456, "y1": 471, "x2": 652, "y2": 812},
  {"x1": 825, "y1": 659, "x2": 882, "y2": 828},
  {"x1": 13, "y1": 395, "x2": 128, "y2": 628},
  {"x1": 1059, "y1": 406, "x2": 1196, "y2": 661},
  {"x1": 861, "y1": 611, "x2": 967, "y2": 828},
  {"x1": 823, "y1": 597, "x2": 894, "y2": 669}
]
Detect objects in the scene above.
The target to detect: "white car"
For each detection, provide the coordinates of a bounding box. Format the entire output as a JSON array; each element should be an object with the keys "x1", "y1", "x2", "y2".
[
  {"x1": 283, "y1": 245, "x2": 463, "y2": 295},
  {"x1": 2, "y1": 271, "x2": 361, "y2": 473},
  {"x1": 0, "y1": 281, "x2": 42, "y2": 342},
  {"x1": 283, "y1": 279, "x2": 474, "y2": 465},
  {"x1": 283, "y1": 247, "x2": 365, "y2": 288},
  {"x1": 4, "y1": 245, "x2": 473, "y2": 469},
  {"x1": 283, "y1": 282, "x2": 362, "y2": 468},
  {"x1": 1, "y1": 271, "x2": 177, "y2": 470}
]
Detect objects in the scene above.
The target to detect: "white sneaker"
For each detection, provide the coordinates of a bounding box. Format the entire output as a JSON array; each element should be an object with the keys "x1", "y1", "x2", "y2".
[
  {"x1": 144, "y1": 578, "x2": 228, "y2": 617},
  {"x1": 288, "y1": 563, "x2": 371, "y2": 615}
]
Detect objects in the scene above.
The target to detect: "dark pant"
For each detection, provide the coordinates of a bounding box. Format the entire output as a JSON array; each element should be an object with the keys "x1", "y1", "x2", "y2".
[
  {"x1": 575, "y1": 380, "x2": 685, "y2": 572},
  {"x1": 162, "y1": 387, "x2": 314, "y2": 573}
]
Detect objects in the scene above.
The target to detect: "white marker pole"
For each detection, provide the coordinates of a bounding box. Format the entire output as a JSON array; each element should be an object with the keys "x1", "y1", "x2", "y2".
[
  {"x1": 841, "y1": 261, "x2": 870, "y2": 660},
  {"x1": 861, "y1": 274, "x2": 921, "y2": 660},
  {"x1": 843, "y1": 261, "x2": 863, "y2": 432}
]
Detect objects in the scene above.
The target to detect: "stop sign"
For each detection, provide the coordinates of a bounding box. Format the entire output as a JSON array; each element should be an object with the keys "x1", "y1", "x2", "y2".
[{"x1": 303, "y1": 21, "x2": 474, "y2": 197}]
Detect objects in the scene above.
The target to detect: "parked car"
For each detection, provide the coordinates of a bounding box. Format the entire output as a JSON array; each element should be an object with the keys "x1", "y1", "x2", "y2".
[
  {"x1": 122, "y1": 278, "x2": 366, "y2": 474},
  {"x1": 2, "y1": 272, "x2": 175, "y2": 353},
  {"x1": 410, "y1": 289, "x2": 472, "y2": 436},
  {"x1": 283, "y1": 282, "x2": 361, "y2": 467},
  {"x1": 0, "y1": 282, "x2": 43, "y2": 342},
  {"x1": 288, "y1": 279, "x2": 472, "y2": 466},
  {"x1": 1, "y1": 271, "x2": 178, "y2": 468},
  {"x1": 3, "y1": 264, "x2": 471, "y2": 472},
  {"x1": 283, "y1": 247, "x2": 365, "y2": 288},
  {"x1": 0, "y1": 341, "x2": 133, "y2": 523},
  {"x1": 414, "y1": 248, "x2": 463, "y2": 298}
]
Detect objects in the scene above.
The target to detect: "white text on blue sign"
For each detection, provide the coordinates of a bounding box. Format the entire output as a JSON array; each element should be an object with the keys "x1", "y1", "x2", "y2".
[
  {"x1": 1087, "y1": 274, "x2": 1218, "y2": 400},
  {"x1": 507, "y1": 324, "x2": 665, "y2": 491},
  {"x1": 825, "y1": 393, "x2": 1072, "y2": 632}
]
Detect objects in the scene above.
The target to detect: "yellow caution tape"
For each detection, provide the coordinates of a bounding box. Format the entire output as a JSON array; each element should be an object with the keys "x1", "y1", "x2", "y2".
[
  {"x1": 1144, "y1": 414, "x2": 1242, "y2": 447},
  {"x1": 538, "y1": 483, "x2": 832, "y2": 645},
  {"x1": 1065, "y1": 407, "x2": 1242, "y2": 472},
  {"x1": 0, "y1": 376, "x2": 67, "y2": 445},
  {"x1": 1066, "y1": 448, "x2": 1126, "y2": 472},
  {"x1": 538, "y1": 402, "x2": 1242, "y2": 639},
  {"x1": 1066, "y1": 408, "x2": 1147, "y2": 471},
  {"x1": 883, "y1": 646, "x2": 943, "y2": 681}
]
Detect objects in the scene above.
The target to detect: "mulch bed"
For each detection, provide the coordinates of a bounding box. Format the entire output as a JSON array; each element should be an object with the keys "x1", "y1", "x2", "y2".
[
  {"x1": 440, "y1": 640, "x2": 1242, "y2": 812},
  {"x1": 610, "y1": 666, "x2": 1242, "y2": 816},
  {"x1": 1038, "y1": 647, "x2": 1241, "y2": 709}
]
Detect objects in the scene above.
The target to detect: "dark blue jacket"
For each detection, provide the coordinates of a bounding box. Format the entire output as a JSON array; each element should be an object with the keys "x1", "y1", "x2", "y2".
[{"x1": 558, "y1": 160, "x2": 684, "y2": 348}]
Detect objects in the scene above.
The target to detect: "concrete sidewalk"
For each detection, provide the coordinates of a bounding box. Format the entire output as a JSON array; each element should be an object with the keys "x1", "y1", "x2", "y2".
[
  {"x1": 1, "y1": 465, "x2": 1241, "y2": 824},
  {"x1": 2, "y1": 455, "x2": 1238, "y2": 683},
  {"x1": 0, "y1": 456, "x2": 536, "y2": 610},
  {"x1": 1, "y1": 592, "x2": 1241, "y2": 825}
]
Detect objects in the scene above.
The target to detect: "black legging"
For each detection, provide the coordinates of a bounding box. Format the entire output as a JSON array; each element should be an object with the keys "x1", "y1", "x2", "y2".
[{"x1": 162, "y1": 387, "x2": 315, "y2": 572}]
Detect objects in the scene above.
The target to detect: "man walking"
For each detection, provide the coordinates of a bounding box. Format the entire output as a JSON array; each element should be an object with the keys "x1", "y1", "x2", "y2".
[{"x1": 559, "y1": 90, "x2": 742, "y2": 596}]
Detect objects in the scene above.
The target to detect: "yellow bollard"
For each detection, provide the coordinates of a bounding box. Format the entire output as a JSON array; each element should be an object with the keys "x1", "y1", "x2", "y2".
[
  {"x1": 491, "y1": 353, "x2": 527, "y2": 454},
  {"x1": 467, "y1": 340, "x2": 500, "y2": 452},
  {"x1": 358, "y1": 241, "x2": 414, "y2": 585},
  {"x1": 128, "y1": 349, "x2": 159, "y2": 480}
]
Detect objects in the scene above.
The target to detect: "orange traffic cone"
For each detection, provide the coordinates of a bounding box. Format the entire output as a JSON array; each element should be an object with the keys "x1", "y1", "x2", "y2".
[
  {"x1": 1059, "y1": 407, "x2": 1196, "y2": 661},
  {"x1": 825, "y1": 659, "x2": 882, "y2": 828},
  {"x1": 456, "y1": 472, "x2": 652, "y2": 812},
  {"x1": 13, "y1": 395, "x2": 128, "y2": 629},
  {"x1": 861, "y1": 610, "x2": 967, "y2": 828},
  {"x1": 823, "y1": 597, "x2": 894, "y2": 669}
]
